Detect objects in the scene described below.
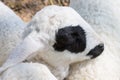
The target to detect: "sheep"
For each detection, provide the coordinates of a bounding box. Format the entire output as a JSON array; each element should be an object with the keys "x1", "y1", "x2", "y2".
[
  {"x1": 0, "y1": 63, "x2": 57, "y2": 80},
  {"x1": 0, "y1": 1, "x2": 26, "y2": 66},
  {"x1": 0, "y1": 5, "x2": 104, "y2": 80},
  {"x1": 65, "y1": 0, "x2": 120, "y2": 80},
  {"x1": 70, "y1": 0, "x2": 120, "y2": 41}
]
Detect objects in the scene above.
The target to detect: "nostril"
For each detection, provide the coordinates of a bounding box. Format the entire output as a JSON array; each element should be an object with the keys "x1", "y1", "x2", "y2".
[
  {"x1": 87, "y1": 43, "x2": 104, "y2": 59},
  {"x1": 98, "y1": 43, "x2": 104, "y2": 50}
]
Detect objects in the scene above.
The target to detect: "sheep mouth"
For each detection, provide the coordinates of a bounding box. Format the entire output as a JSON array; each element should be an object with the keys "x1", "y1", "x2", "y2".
[{"x1": 87, "y1": 43, "x2": 104, "y2": 59}]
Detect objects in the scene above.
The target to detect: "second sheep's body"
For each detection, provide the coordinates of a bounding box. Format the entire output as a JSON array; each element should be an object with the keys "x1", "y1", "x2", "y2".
[
  {"x1": 67, "y1": 0, "x2": 120, "y2": 80},
  {"x1": 0, "y1": 1, "x2": 26, "y2": 66}
]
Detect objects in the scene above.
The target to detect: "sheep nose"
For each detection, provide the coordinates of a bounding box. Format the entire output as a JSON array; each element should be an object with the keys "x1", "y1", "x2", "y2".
[{"x1": 87, "y1": 43, "x2": 104, "y2": 59}]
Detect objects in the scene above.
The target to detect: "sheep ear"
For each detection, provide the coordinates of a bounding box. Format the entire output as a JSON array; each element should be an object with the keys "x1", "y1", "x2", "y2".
[{"x1": 0, "y1": 31, "x2": 48, "y2": 74}]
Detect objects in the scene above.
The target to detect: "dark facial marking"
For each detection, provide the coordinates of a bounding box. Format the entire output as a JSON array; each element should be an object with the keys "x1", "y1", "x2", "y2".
[
  {"x1": 53, "y1": 25, "x2": 86, "y2": 53},
  {"x1": 87, "y1": 43, "x2": 104, "y2": 59}
]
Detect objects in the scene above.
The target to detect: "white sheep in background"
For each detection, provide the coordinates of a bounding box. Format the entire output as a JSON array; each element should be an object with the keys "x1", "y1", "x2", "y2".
[
  {"x1": 0, "y1": 1, "x2": 26, "y2": 66},
  {"x1": 0, "y1": 5, "x2": 104, "y2": 80},
  {"x1": 66, "y1": 0, "x2": 120, "y2": 80},
  {"x1": 0, "y1": 63, "x2": 57, "y2": 80}
]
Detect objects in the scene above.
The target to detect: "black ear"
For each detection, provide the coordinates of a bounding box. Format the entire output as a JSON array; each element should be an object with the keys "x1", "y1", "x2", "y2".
[{"x1": 53, "y1": 25, "x2": 86, "y2": 53}]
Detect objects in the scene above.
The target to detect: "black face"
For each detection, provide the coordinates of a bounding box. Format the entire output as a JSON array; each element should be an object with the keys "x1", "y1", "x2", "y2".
[{"x1": 53, "y1": 25, "x2": 86, "y2": 53}]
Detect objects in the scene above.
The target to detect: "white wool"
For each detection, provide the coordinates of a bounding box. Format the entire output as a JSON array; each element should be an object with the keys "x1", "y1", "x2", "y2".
[
  {"x1": 0, "y1": 1, "x2": 26, "y2": 66},
  {"x1": 67, "y1": 0, "x2": 120, "y2": 80},
  {"x1": 0, "y1": 63, "x2": 57, "y2": 80},
  {"x1": 0, "y1": 5, "x2": 103, "y2": 80}
]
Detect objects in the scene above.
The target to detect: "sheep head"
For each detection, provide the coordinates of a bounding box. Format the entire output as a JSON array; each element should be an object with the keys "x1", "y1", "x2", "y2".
[{"x1": 0, "y1": 5, "x2": 104, "y2": 76}]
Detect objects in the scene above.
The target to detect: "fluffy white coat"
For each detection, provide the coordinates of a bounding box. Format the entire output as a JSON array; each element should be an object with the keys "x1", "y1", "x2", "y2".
[
  {"x1": 0, "y1": 1, "x2": 26, "y2": 66},
  {"x1": 67, "y1": 0, "x2": 120, "y2": 80},
  {"x1": 0, "y1": 63, "x2": 57, "y2": 80}
]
